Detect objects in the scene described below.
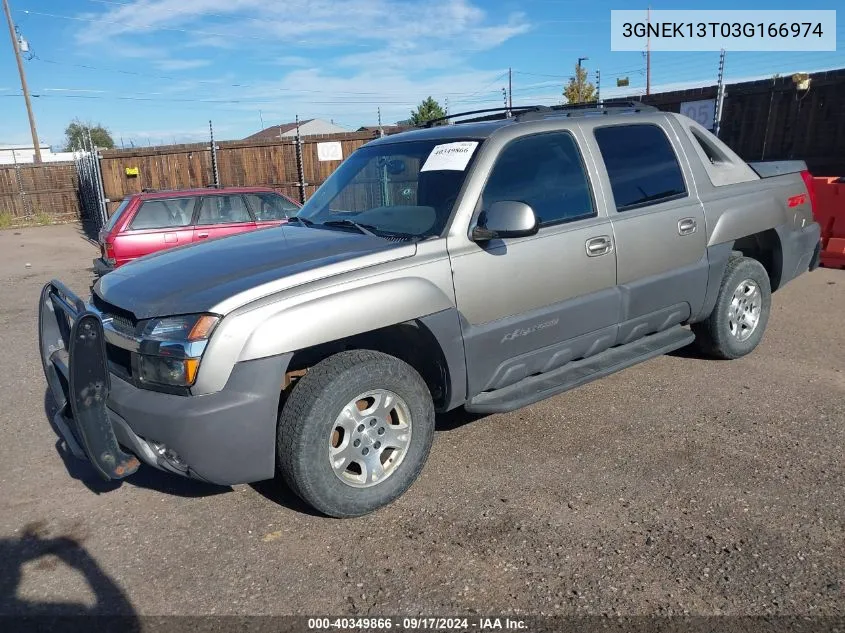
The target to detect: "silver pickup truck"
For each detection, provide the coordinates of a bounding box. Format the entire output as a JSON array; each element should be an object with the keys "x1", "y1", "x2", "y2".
[{"x1": 39, "y1": 103, "x2": 821, "y2": 517}]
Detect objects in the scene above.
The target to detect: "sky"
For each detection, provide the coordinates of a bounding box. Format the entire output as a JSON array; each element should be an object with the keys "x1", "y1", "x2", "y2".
[{"x1": 0, "y1": 0, "x2": 842, "y2": 149}]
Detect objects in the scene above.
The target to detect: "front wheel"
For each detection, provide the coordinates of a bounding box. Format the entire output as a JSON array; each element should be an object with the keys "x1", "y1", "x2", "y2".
[
  {"x1": 692, "y1": 256, "x2": 772, "y2": 360},
  {"x1": 277, "y1": 350, "x2": 435, "y2": 518}
]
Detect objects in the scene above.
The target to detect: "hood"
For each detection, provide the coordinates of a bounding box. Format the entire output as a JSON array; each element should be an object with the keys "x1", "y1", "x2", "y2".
[{"x1": 95, "y1": 225, "x2": 414, "y2": 319}]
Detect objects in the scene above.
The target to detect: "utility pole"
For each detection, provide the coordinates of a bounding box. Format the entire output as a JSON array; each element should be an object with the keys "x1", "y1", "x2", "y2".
[
  {"x1": 646, "y1": 6, "x2": 652, "y2": 96},
  {"x1": 508, "y1": 67, "x2": 513, "y2": 112},
  {"x1": 714, "y1": 49, "x2": 726, "y2": 137},
  {"x1": 596, "y1": 69, "x2": 601, "y2": 104},
  {"x1": 502, "y1": 87, "x2": 508, "y2": 115},
  {"x1": 577, "y1": 56, "x2": 589, "y2": 103},
  {"x1": 3, "y1": 0, "x2": 41, "y2": 162}
]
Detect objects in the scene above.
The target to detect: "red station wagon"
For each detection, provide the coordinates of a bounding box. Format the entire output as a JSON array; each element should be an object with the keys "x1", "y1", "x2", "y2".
[{"x1": 94, "y1": 187, "x2": 301, "y2": 275}]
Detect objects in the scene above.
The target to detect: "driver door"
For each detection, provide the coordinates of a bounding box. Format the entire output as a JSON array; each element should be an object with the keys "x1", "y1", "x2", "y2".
[{"x1": 448, "y1": 130, "x2": 619, "y2": 397}]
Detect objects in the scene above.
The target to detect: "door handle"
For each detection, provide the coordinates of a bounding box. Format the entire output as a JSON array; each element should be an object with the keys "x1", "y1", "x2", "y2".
[
  {"x1": 197, "y1": 233, "x2": 209, "y2": 239},
  {"x1": 678, "y1": 218, "x2": 697, "y2": 236},
  {"x1": 585, "y1": 235, "x2": 613, "y2": 257}
]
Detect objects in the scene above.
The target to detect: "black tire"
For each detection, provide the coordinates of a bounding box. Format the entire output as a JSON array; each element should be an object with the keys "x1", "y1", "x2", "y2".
[
  {"x1": 277, "y1": 350, "x2": 435, "y2": 518},
  {"x1": 692, "y1": 256, "x2": 772, "y2": 360}
]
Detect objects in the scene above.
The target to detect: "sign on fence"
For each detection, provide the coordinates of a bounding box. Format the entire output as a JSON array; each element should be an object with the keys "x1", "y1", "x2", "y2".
[
  {"x1": 317, "y1": 142, "x2": 343, "y2": 162},
  {"x1": 680, "y1": 99, "x2": 716, "y2": 130}
]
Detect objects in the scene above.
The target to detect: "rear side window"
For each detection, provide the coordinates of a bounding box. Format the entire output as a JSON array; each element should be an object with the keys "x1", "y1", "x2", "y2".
[
  {"x1": 130, "y1": 198, "x2": 195, "y2": 230},
  {"x1": 105, "y1": 198, "x2": 131, "y2": 232},
  {"x1": 197, "y1": 195, "x2": 253, "y2": 225},
  {"x1": 244, "y1": 193, "x2": 299, "y2": 220},
  {"x1": 594, "y1": 124, "x2": 687, "y2": 211},
  {"x1": 482, "y1": 131, "x2": 594, "y2": 226}
]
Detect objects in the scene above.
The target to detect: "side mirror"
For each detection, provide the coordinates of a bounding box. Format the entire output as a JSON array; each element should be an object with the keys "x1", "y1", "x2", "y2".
[{"x1": 471, "y1": 201, "x2": 539, "y2": 242}]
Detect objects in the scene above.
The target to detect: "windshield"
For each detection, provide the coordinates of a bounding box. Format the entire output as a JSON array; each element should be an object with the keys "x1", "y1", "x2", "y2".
[{"x1": 296, "y1": 139, "x2": 481, "y2": 238}]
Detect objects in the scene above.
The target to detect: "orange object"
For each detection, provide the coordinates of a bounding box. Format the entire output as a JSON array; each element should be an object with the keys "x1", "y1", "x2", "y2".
[{"x1": 188, "y1": 315, "x2": 219, "y2": 341}]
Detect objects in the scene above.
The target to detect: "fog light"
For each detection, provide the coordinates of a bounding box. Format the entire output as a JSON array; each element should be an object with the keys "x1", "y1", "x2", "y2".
[{"x1": 149, "y1": 440, "x2": 188, "y2": 472}]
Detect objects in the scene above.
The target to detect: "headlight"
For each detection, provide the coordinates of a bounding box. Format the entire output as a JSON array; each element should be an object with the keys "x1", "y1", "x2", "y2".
[
  {"x1": 137, "y1": 314, "x2": 219, "y2": 388},
  {"x1": 141, "y1": 314, "x2": 219, "y2": 341},
  {"x1": 138, "y1": 356, "x2": 200, "y2": 387}
]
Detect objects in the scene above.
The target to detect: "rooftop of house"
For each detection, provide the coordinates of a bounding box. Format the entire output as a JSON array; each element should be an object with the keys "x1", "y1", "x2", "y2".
[{"x1": 243, "y1": 119, "x2": 316, "y2": 142}]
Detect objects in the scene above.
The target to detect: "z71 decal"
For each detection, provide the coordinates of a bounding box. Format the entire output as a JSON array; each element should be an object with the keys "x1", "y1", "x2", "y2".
[{"x1": 501, "y1": 319, "x2": 560, "y2": 343}]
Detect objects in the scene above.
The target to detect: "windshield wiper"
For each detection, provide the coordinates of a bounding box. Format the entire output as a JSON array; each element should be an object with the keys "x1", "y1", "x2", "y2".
[
  {"x1": 285, "y1": 216, "x2": 316, "y2": 227},
  {"x1": 378, "y1": 230, "x2": 430, "y2": 241},
  {"x1": 319, "y1": 219, "x2": 379, "y2": 237}
]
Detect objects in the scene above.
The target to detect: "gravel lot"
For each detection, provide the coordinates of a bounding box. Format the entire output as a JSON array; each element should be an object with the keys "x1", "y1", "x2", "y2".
[{"x1": 0, "y1": 224, "x2": 842, "y2": 621}]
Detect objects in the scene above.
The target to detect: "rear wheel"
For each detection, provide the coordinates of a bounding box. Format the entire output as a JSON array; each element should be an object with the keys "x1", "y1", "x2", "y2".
[
  {"x1": 692, "y1": 256, "x2": 772, "y2": 360},
  {"x1": 277, "y1": 350, "x2": 435, "y2": 517}
]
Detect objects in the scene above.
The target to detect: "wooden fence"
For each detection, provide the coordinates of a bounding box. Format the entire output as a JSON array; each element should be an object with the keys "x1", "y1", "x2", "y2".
[
  {"x1": 607, "y1": 68, "x2": 845, "y2": 176},
  {"x1": 0, "y1": 161, "x2": 80, "y2": 223},
  {"x1": 97, "y1": 131, "x2": 384, "y2": 215}
]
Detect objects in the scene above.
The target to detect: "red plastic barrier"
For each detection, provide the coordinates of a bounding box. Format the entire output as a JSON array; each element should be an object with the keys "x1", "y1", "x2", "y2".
[{"x1": 812, "y1": 177, "x2": 845, "y2": 269}]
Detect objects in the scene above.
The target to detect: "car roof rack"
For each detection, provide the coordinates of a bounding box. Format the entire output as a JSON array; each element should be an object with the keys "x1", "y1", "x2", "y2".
[
  {"x1": 421, "y1": 106, "x2": 549, "y2": 128},
  {"x1": 420, "y1": 102, "x2": 659, "y2": 128},
  {"x1": 515, "y1": 101, "x2": 659, "y2": 122}
]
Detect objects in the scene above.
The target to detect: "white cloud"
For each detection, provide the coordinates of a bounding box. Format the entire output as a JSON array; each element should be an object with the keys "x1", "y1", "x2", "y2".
[
  {"x1": 154, "y1": 59, "x2": 212, "y2": 71},
  {"x1": 75, "y1": 0, "x2": 530, "y2": 61},
  {"x1": 270, "y1": 56, "x2": 313, "y2": 68},
  {"x1": 69, "y1": 0, "x2": 533, "y2": 134}
]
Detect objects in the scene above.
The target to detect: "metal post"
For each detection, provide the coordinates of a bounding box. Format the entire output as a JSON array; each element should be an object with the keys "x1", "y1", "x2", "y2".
[
  {"x1": 508, "y1": 67, "x2": 513, "y2": 112},
  {"x1": 577, "y1": 56, "x2": 589, "y2": 103},
  {"x1": 761, "y1": 77, "x2": 776, "y2": 160},
  {"x1": 89, "y1": 129, "x2": 108, "y2": 229},
  {"x1": 378, "y1": 107, "x2": 383, "y2": 138},
  {"x1": 2, "y1": 0, "x2": 41, "y2": 163},
  {"x1": 209, "y1": 119, "x2": 220, "y2": 188},
  {"x1": 295, "y1": 115, "x2": 307, "y2": 204},
  {"x1": 596, "y1": 69, "x2": 601, "y2": 104},
  {"x1": 714, "y1": 49, "x2": 726, "y2": 137},
  {"x1": 646, "y1": 6, "x2": 651, "y2": 96},
  {"x1": 502, "y1": 87, "x2": 509, "y2": 115}
]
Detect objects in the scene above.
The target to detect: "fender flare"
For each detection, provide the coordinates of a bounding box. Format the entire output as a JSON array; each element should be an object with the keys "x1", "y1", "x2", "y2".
[{"x1": 239, "y1": 277, "x2": 455, "y2": 360}]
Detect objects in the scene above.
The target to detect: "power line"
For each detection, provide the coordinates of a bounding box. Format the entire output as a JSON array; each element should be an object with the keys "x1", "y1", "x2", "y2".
[
  {"x1": 20, "y1": 9, "x2": 301, "y2": 43},
  {"x1": 20, "y1": 9, "x2": 541, "y2": 51},
  {"x1": 28, "y1": 56, "x2": 513, "y2": 99}
]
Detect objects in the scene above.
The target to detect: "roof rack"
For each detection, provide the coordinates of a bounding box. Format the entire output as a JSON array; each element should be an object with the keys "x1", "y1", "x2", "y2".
[
  {"x1": 516, "y1": 101, "x2": 658, "y2": 122},
  {"x1": 421, "y1": 106, "x2": 548, "y2": 128},
  {"x1": 419, "y1": 101, "x2": 659, "y2": 128}
]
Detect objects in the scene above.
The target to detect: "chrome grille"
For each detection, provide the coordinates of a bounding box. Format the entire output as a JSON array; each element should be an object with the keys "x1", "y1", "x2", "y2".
[{"x1": 107, "y1": 313, "x2": 136, "y2": 335}]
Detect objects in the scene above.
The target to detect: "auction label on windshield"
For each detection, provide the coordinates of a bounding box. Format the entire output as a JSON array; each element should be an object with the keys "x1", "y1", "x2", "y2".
[
  {"x1": 611, "y1": 10, "x2": 836, "y2": 51},
  {"x1": 421, "y1": 141, "x2": 479, "y2": 172}
]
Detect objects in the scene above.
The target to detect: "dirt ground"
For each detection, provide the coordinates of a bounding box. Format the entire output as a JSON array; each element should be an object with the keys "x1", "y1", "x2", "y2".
[{"x1": 0, "y1": 224, "x2": 842, "y2": 622}]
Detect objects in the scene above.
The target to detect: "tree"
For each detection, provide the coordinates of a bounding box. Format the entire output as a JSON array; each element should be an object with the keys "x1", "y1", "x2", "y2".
[
  {"x1": 563, "y1": 64, "x2": 596, "y2": 104},
  {"x1": 63, "y1": 119, "x2": 116, "y2": 151},
  {"x1": 409, "y1": 97, "x2": 446, "y2": 126}
]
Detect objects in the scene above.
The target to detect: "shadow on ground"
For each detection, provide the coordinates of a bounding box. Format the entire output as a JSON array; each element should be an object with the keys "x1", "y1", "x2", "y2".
[
  {"x1": 77, "y1": 219, "x2": 100, "y2": 245},
  {"x1": 43, "y1": 389, "x2": 230, "y2": 499},
  {"x1": 0, "y1": 521, "x2": 139, "y2": 631}
]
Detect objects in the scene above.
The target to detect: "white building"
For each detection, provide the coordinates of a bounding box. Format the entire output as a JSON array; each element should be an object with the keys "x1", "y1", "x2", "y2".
[{"x1": 0, "y1": 144, "x2": 77, "y2": 165}]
